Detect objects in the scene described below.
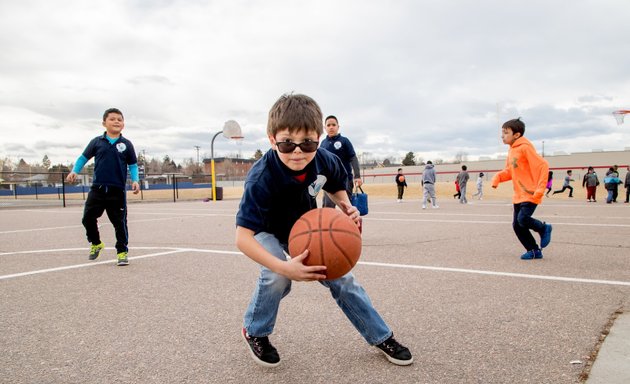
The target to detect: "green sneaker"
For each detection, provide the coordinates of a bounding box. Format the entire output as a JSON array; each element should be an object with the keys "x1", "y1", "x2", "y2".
[
  {"x1": 89, "y1": 242, "x2": 105, "y2": 260},
  {"x1": 116, "y1": 251, "x2": 129, "y2": 266}
]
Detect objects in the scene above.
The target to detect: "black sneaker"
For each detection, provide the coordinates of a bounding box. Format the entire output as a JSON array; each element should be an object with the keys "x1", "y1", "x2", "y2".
[
  {"x1": 241, "y1": 328, "x2": 280, "y2": 367},
  {"x1": 375, "y1": 335, "x2": 413, "y2": 366}
]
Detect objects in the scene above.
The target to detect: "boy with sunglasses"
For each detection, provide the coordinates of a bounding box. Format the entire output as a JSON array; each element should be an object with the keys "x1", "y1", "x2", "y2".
[{"x1": 235, "y1": 93, "x2": 412, "y2": 368}]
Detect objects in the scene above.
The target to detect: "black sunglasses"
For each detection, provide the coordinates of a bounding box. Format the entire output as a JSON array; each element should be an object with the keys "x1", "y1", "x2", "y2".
[{"x1": 276, "y1": 140, "x2": 319, "y2": 153}]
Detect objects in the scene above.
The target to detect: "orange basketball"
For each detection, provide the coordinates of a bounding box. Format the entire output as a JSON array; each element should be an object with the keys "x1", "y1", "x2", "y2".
[
  {"x1": 288, "y1": 208, "x2": 362, "y2": 280},
  {"x1": 399, "y1": 175, "x2": 405, "y2": 182}
]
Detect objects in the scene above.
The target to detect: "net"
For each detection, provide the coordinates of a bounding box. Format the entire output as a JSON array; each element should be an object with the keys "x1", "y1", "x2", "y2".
[
  {"x1": 613, "y1": 110, "x2": 629, "y2": 125},
  {"x1": 613, "y1": 112, "x2": 625, "y2": 125}
]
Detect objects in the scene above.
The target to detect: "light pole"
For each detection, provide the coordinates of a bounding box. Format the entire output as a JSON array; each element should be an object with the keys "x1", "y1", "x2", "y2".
[
  {"x1": 194, "y1": 146, "x2": 200, "y2": 166},
  {"x1": 211, "y1": 120, "x2": 243, "y2": 201},
  {"x1": 194, "y1": 145, "x2": 201, "y2": 173}
]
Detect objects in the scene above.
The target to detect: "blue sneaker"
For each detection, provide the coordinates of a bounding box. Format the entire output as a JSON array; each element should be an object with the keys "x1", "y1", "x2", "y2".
[
  {"x1": 521, "y1": 249, "x2": 543, "y2": 260},
  {"x1": 540, "y1": 224, "x2": 552, "y2": 248}
]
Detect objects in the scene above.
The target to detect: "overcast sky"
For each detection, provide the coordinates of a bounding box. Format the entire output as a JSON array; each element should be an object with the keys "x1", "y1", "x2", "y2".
[{"x1": 1, "y1": 0, "x2": 629, "y2": 167}]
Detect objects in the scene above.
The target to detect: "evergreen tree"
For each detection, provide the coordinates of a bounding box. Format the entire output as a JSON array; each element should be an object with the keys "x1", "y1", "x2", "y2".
[
  {"x1": 402, "y1": 152, "x2": 416, "y2": 166},
  {"x1": 42, "y1": 155, "x2": 51, "y2": 170}
]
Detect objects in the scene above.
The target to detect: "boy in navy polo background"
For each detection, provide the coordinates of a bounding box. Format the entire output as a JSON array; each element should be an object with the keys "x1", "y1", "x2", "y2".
[
  {"x1": 66, "y1": 108, "x2": 140, "y2": 266},
  {"x1": 320, "y1": 115, "x2": 362, "y2": 207},
  {"x1": 235, "y1": 93, "x2": 412, "y2": 368}
]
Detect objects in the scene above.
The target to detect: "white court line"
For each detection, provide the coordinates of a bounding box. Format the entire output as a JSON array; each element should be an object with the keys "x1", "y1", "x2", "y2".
[
  {"x1": 0, "y1": 247, "x2": 241, "y2": 280},
  {"x1": 370, "y1": 210, "x2": 630, "y2": 220},
  {"x1": 0, "y1": 216, "x2": 196, "y2": 235},
  {"x1": 1, "y1": 247, "x2": 629, "y2": 287},
  {"x1": 359, "y1": 261, "x2": 630, "y2": 287},
  {"x1": 367, "y1": 217, "x2": 630, "y2": 227}
]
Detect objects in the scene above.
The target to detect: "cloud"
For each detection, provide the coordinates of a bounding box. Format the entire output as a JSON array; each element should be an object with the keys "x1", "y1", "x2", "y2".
[{"x1": 1, "y1": 0, "x2": 629, "y2": 166}]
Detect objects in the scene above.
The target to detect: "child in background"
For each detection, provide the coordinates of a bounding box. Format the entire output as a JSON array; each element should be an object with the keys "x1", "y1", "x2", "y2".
[
  {"x1": 422, "y1": 161, "x2": 438, "y2": 209},
  {"x1": 66, "y1": 108, "x2": 140, "y2": 266},
  {"x1": 492, "y1": 118, "x2": 552, "y2": 260},
  {"x1": 552, "y1": 170, "x2": 574, "y2": 198},
  {"x1": 472, "y1": 172, "x2": 484, "y2": 200},
  {"x1": 582, "y1": 166, "x2": 599, "y2": 202},
  {"x1": 545, "y1": 171, "x2": 553, "y2": 197},
  {"x1": 395, "y1": 168, "x2": 407, "y2": 202},
  {"x1": 453, "y1": 180, "x2": 461, "y2": 199},
  {"x1": 603, "y1": 167, "x2": 622, "y2": 204},
  {"x1": 456, "y1": 165, "x2": 470, "y2": 204}
]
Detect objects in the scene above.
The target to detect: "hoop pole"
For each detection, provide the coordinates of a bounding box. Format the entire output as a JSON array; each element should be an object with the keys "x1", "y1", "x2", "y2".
[{"x1": 211, "y1": 131, "x2": 221, "y2": 201}]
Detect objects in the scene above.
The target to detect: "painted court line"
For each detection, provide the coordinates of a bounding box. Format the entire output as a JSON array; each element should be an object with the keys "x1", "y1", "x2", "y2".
[
  {"x1": 1, "y1": 247, "x2": 629, "y2": 288},
  {"x1": 0, "y1": 247, "x2": 241, "y2": 280},
  {"x1": 0, "y1": 216, "x2": 200, "y2": 235},
  {"x1": 367, "y1": 217, "x2": 630, "y2": 227},
  {"x1": 359, "y1": 261, "x2": 630, "y2": 287}
]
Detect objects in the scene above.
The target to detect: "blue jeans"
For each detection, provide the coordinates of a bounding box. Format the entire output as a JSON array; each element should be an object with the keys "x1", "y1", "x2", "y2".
[
  {"x1": 512, "y1": 202, "x2": 545, "y2": 251},
  {"x1": 243, "y1": 232, "x2": 392, "y2": 345},
  {"x1": 607, "y1": 189, "x2": 614, "y2": 203}
]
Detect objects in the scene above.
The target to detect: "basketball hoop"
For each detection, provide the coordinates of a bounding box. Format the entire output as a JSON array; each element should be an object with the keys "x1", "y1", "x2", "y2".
[
  {"x1": 222, "y1": 120, "x2": 242, "y2": 139},
  {"x1": 613, "y1": 110, "x2": 630, "y2": 125}
]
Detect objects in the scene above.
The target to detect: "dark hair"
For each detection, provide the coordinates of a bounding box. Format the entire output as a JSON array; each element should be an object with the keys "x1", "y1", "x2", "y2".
[
  {"x1": 479, "y1": 172, "x2": 484, "y2": 177},
  {"x1": 426, "y1": 160, "x2": 432, "y2": 165},
  {"x1": 502, "y1": 118, "x2": 525, "y2": 136},
  {"x1": 325, "y1": 115, "x2": 338, "y2": 124},
  {"x1": 397, "y1": 168, "x2": 403, "y2": 172},
  {"x1": 588, "y1": 166, "x2": 594, "y2": 171},
  {"x1": 103, "y1": 108, "x2": 123, "y2": 121},
  {"x1": 567, "y1": 170, "x2": 572, "y2": 174},
  {"x1": 267, "y1": 94, "x2": 323, "y2": 137},
  {"x1": 462, "y1": 165, "x2": 467, "y2": 170}
]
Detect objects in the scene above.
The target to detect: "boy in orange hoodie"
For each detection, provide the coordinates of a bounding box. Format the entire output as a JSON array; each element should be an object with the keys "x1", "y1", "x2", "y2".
[{"x1": 492, "y1": 118, "x2": 552, "y2": 260}]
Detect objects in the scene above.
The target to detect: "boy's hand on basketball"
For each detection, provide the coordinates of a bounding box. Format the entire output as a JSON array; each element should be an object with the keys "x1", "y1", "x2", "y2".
[
  {"x1": 339, "y1": 201, "x2": 361, "y2": 225},
  {"x1": 66, "y1": 172, "x2": 77, "y2": 183},
  {"x1": 287, "y1": 250, "x2": 327, "y2": 281}
]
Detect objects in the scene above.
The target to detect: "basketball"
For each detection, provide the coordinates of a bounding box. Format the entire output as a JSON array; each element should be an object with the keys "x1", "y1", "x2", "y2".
[
  {"x1": 399, "y1": 175, "x2": 405, "y2": 182},
  {"x1": 288, "y1": 208, "x2": 362, "y2": 280}
]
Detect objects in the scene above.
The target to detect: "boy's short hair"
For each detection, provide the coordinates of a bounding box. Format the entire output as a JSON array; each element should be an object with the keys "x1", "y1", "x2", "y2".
[
  {"x1": 502, "y1": 118, "x2": 525, "y2": 136},
  {"x1": 325, "y1": 115, "x2": 338, "y2": 123},
  {"x1": 567, "y1": 170, "x2": 572, "y2": 174},
  {"x1": 103, "y1": 108, "x2": 124, "y2": 121},
  {"x1": 397, "y1": 168, "x2": 403, "y2": 172},
  {"x1": 267, "y1": 94, "x2": 323, "y2": 137},
  {"x1": 462, "y1": 165, "x2": 467, "y2": 170}
]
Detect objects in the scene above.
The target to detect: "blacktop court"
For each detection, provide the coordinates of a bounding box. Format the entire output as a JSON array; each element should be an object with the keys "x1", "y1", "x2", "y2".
[{"x1": 1, "y1": 195, "x2": 629, "y2": 383}]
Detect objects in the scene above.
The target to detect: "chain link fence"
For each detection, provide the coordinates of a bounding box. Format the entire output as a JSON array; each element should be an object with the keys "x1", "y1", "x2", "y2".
[{"x1": 0, "y1": 171, "x2": 244, "y2": 208}]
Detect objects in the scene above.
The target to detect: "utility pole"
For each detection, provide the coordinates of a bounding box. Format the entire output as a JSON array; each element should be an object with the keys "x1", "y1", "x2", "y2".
[{"x1": 194, "y1": 146, "x2": 201, "y2": 167}]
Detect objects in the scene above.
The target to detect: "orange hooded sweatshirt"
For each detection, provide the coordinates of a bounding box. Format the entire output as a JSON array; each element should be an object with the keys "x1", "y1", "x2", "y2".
[{"x1": 491, "y1": 136, "x2": 549, "y2": 205}]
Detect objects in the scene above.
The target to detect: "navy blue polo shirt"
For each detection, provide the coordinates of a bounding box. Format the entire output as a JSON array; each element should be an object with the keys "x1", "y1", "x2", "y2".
[
  {"x1": 236, "y1": 148, "x2": 347, "y2": 244},
  {"x1": 320, "y1": 134, "x2": 357, "y2": 182},
  {"x1": 82, "y1": 132, "x2": 138, "y2": 189}
]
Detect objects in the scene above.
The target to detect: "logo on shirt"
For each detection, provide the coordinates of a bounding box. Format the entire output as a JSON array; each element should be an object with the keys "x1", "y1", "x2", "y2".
[
  {"x1": 333, "y1": 141, "x2": 342, "y2": 150},
  {"x1": 308, "y1": 174, "x2": 327, "y2": 197},
  {"x1": 116, "y1": 142, "x2": 127, "y2": 153}
]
